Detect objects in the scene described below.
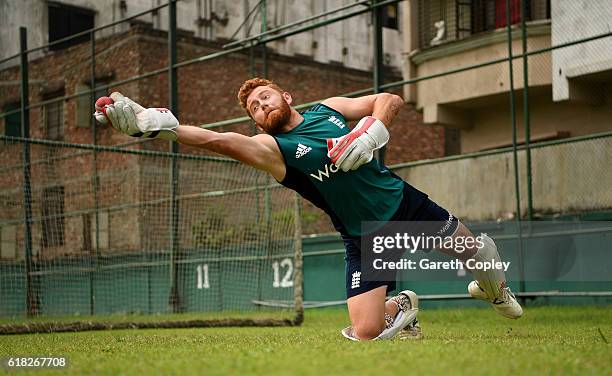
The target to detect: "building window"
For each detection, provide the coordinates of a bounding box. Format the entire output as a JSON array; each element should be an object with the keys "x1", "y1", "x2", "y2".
[
  {"x1": 382, "y1": 4, "x2": 399, "y2": 30},
  {"x1": 1, "y1": 225, "x2": 17, "y2": 260},
  {"x1": 86, "y1": 211, "x2": 109, "y2": 251},
  {"x1": 419, "y1": 0, "x2": 550, "y2": 49},
  {"x1": 75, "y1": 79, "x2": 111, "y2": 128},
  {"x1": 44, "y1": 92, "x2": 64, "y2": 141},
  {"x1": 48, "y1": 2, "x2": 95, "y2": 51},
  {"x1": 444, "y1": 128, "x2": 462, "y2": 156},
  {"x1": 494, "y1": 0, "x2": 522, "y2": 28},
  {"x1": 472, "y1": 0, "x2": 521, "y2": 33},
  {"x1": 419, "y1": 0, "x2": 452, "y2": 48},
  {"x1": 42, "y1": 186, "x2": 65, "y2": 248},
  {"x1": 2, "y1": 102, "x2": 21, "y2": 139}
]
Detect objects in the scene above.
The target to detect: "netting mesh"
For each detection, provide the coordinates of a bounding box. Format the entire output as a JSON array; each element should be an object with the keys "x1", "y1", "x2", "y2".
[
  {"x1": 392, "y1": 148, "x2": 522, "y2": 221},
  {"x1": 391, "y1": 135, "x2": 612, "y2": 222},
  {"x1": 418, "y1": 0, "x2": 550, "y2": 50},
  {"x1": 0, "y1": 138, "x2": 301, "y2": 326},
  {"x1": 530, "y1": 137, "x2": 612, "y2": 215}
]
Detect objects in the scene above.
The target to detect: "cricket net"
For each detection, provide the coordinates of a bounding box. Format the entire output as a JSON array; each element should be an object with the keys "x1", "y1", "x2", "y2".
[{"x1": 0, "y1": 136, "x2": 303, "y2": 334}]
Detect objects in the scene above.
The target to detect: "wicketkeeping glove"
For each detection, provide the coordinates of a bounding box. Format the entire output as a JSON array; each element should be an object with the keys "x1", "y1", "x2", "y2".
[
  {"x1": 93, "y1": 92, "x2": 179, "y2": 141},
  {"x1": 326, "y1": 116, "x2": 389, "y2": 172}
]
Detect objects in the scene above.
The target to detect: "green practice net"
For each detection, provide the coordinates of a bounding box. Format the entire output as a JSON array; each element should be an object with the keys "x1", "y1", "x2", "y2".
[{"x1": 0, "y1": 137, "x2": 303, "y2": 334}]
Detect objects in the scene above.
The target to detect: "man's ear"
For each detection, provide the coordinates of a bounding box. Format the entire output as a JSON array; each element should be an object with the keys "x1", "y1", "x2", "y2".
[{"x1": 282, "y1": 92, "x2": 293, "y2": 105}]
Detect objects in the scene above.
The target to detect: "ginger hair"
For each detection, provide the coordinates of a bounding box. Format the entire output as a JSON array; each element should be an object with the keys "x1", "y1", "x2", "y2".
[{"x1": 237, "y1": 77, "x2": 284, "y2": 116}]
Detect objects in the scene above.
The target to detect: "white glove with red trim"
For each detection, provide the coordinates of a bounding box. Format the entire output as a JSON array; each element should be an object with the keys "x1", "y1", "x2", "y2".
[
  {"x1": 93, "y1": 92, "x2": 179, "y2": 141},
  {"x1": 326, "y1": 116, "x2": 389, "y2": 172}
]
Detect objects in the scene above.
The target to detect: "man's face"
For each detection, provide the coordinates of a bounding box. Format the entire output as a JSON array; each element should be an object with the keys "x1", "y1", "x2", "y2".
[{"x1": 246, "y1": 86, "x2": 292, "y2": 134}]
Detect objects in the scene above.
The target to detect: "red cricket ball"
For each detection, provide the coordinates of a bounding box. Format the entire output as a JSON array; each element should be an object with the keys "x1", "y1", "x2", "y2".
[{"x1": 95, "y1": 96, "x2": 114, "y2": 112}]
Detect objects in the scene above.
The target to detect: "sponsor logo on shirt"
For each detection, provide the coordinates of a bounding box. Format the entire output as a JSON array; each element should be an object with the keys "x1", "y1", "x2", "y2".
[{"x1": 295, "y1": 143, "x2": 312, "y2": 159}]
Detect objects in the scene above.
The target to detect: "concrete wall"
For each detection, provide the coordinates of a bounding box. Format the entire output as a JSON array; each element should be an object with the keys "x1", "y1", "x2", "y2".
[
  {"x1": 416, "y1": 33, "x2": 551, "y2": 116},
  {"x1": 0, "y1": 0, "x2": 47, "y2": 64},
  {"x1": 461, "y1": 90, "x2": 612, "y2": 153},
  {"x1": 393, "y1": 136, "x2": 612, "y2": 221},
  {"x1": 0, "y1": 0, "x2": 404, "y2": 73},
  {"x1": 551, "y1": 0, "x2": 612, "y2": 102}
]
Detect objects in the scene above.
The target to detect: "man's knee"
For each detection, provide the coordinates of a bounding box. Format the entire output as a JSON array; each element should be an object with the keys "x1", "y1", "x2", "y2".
[{"x1": 353, "y1": 321, "x2": 385, "y2": 340}]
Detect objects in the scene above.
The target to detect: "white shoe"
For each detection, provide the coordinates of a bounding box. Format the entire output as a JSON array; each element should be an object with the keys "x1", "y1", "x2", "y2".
[
  {"x1": 468, "y1": 280, "x2": 523, "y2": 319},
  {"x1": 376, "y1": 290, "x2": 420, "y2": 340},
  {"x1": 395, "y1": 290, "x2": 422, "y2": 340},
  {"x1": 341, "y1": 320, "x2": 423, "y2": 341},
  {"x1": 341, "y1": 326, "x2": 359, "y2": 341},
  {"x1": 340, "y1": 290, "x2": 420, "y2": 341}
]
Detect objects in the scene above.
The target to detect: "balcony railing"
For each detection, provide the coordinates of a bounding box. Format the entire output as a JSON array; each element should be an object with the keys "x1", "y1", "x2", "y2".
[{"x1": 419, "y1": 0, "x2": 550, "y2": 49}]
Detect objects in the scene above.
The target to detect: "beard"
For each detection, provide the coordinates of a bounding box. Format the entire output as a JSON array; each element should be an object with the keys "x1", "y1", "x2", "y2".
[{"x1": 262, "y1": 99, "x2": 291, "y2": 135}]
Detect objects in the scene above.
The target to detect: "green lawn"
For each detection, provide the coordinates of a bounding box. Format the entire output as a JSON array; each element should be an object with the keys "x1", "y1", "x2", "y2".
[{"x1": 0, "y1": 306, "x2": 611, "y2": 375}]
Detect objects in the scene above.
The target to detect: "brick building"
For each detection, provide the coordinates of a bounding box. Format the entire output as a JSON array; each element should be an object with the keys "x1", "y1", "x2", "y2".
[{"x1": 0, "y1": 22, "x2": 445, "y2": 260}]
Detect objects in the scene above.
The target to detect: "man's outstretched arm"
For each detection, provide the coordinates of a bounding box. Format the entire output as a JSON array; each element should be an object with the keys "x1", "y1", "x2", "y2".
[
  {"x1": 176, "y1": 126, "x2": 286, "y2": 181},
  {"x1": 95, "y1": 93, "x2": 286, "y2": 181}
]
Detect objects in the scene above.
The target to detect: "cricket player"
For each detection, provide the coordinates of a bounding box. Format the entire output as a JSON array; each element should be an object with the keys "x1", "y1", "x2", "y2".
[{"x1": 94, "y1": 78, "x2": 522, "y2": 341}]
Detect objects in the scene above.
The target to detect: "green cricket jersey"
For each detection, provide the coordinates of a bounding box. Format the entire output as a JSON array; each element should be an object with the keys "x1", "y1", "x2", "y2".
[{"x1": 273, "y1": 104, "x2": 409, "y2": 236}]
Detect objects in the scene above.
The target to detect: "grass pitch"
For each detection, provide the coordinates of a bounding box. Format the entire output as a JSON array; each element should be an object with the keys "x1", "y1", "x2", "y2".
[{"x1": 0, "y1": 305, "x2": 611, "y2": 375}]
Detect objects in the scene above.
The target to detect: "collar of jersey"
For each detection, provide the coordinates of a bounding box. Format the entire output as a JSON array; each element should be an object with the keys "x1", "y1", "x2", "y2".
[{"x1": 279, "y1": 113, "x2": 306, "y2": 135}]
